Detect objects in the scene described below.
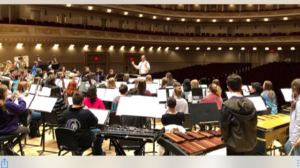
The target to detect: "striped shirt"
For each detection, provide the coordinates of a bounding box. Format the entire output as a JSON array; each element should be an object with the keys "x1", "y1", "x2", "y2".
[
  {"x1": 53, "y1": 98, "x2": 67, "y2": 123},
  {"x1": 199, "y1": 93, "x2": 223, "y2": 110}
]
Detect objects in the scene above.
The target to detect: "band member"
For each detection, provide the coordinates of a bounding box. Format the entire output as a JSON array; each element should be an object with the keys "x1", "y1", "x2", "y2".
[
  {"x1": 9, "y1": 68, "x2": 17, "y2": 81},
  {"x1": 107, "y1": 69, "x2": 115, "y2": 79},
  {"x1": 16, "y1": 56, "x2": 27, "y2": 72},
  {"x1": 131, "y1": 55, "x2": 150, "y2": 75}
]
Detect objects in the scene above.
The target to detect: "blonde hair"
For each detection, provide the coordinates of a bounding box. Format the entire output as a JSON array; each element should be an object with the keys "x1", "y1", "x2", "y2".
[
  {"x1": 0, "y1": 84, "x2": 8, "y2": 111},
  {"x1": 33, "y1": 61, "x2": 38, "y2": 65},
  {"x1": 107, "y1": 78, "x2": 116, "y2": 88},
  {"x1": 57, "y1": 72, "x2": 63, "y2": 78},
  {"x1": 17, "y1": 81, "x2": 28, "y2": 93},
  {"x1": 161, "y1": 77, "x2": 167, "y2": 88},
  {"x1": 191, "y1": 79, "x2": 199, "y2": 89},
  {"x1": 123, "y1": 73, "x2": 129, "y2": 82},
  {"x1": 174, "y1": 87, "x2": 183, "y2": 97},
  {"x1": 263, "y1": 80, "x2": 275, "y2": 99},
  {"x1": 134, "y1": 79, "x2": 140, "y2": 89},
  {"x1": 146, "y1": 75, "x2": 152, "y2": 83},
  {"x1": 209, "y1": 84, "x2": 222, "y2": 97}
]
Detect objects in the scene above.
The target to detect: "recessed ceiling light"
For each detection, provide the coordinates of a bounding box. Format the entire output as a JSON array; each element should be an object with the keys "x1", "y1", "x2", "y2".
[
  {"x1": 36, "y1": 44, "x2": 42, "y2": 49},
  {"x1": 17, "y1": 43, "x2": 23, "y2": 49},
  {"x1": 131, "y1": 46, "x2": 135, "y2": 50},
  {"x1": 153, "y1": 16, "x2": 156, "y2": 19},
  {"x1": 291, "y1": 47, "x2": 295, "y2": 50},
  {"x1": 120, "y1": 46, "x2": 125, "y2": 50},
  {"x1": 149, "y1": 46, "x2": 153, "y2": 50},
  {"x1": 53, "y1": 44, "x2": 59, "y2": 49},
  {"x1": 277, "y1": 47, "x2": 282, "y2": 50},
  {"x1": 265, "y1": 47, "x2": 269, "y2": 50},
  {"x1": 196, "y1": 19, "x2": 200, "y2": 22},
  {"x1": 69, "y1": 44, "x2": 74, "y2": 49},
  {"x1": 253, "y1": 47, "x2": 257, "y2": 50},
  {"x1": 264, "y1": 18, "x2": 268, "y2": 21},
  {"x1": 229, "y1": 47, "x2": 233, "y2": 50},
  {"x1": 229, "y1": 19, "x2": 233, "y2": 22},
  {"x1": 139, "y1": 14, "x2": 143, "y2": 17},
  {"x1": 283, "y1": 17, "x2": 288, "y2": 20},
  {"x1": 181, "y1": 18, "x2": 185, "y2": 21},
  {"x1": 0, "y1": 43, "x2": 2, "y2": 47},
  {"x1": 186, "y1": 47, "x2": 189, "y2": 50},
  {"x1": 158, "y1": 47, "x2": 161, "y2": 50},
  {"x1": 140, "y1": 46, "x2": 144, "y2": 50},
  {"x1": 88, "y1": 6, "x2": 93, "y2": 10},
  {"x1": 167, "y1": 17, "x2": 170, "y2": 21},
  {"x1": 175, "y1": 47, "x2": 179, "y2": 50},
  {"x1": 241, "y1": 47, "x2": 245, "y2": 50},
  {"x1": 218, "y1": 47, "x2": 222, "y2": 50},
  {"x1": 196, "y1": 47, "x2": 200, "y2": 50},
  {"x1": 107, "y1": 9, "x2": 111, "y2": 13},
  {"x1": 165, "y1": 47, "x2": 169, "y2": 50},
  {"x1": 84, "y1": 45, "x2": 89, "y2": 50},
  {"x1": 207, "y1": 47, "x2": 211, "y2": 50},
  {"x1": 109, "y1": 45, "x2": 114, "y2": 50},
  {"x1": 97, "y1": 45, "x2": 102, "y2": 50},
  {"x1": 66, "y1": 4, "x2": 71, "y2": 7},
  {"x1": 212, "y1": 19, "x2": 216, "y2": 22},
  {"x1": 246, "y1": 19, "x2": 250, "y2": 22},
  {"x1": 124, "y1": 12, "x2": 128, "y2": 15}
]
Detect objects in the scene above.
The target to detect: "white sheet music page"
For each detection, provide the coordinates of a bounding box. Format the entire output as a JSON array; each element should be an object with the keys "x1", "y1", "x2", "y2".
[
  {"x1": 129, "y1": 78, "x2": 136, "y2": 83},
  {"x1": 39, "y1": 87, "x2": 51, "y2": 97},
  {"x1": 168, "y1": 89, "x2": 174, "y2": 97},
  {"x1": 97, "y1": 88, "x2": 106, "y2": 100},
  {"x1": 55, "y1": 79, "x2": 61, "y2": 86},
  {"x1": 116, "y1": 96, "x2": 141, "y2": 116},
  {"x1": 243, "y1": 90, "x2": 250, "y2": 96},
  {"x1": 29, "y1": 96, "x2": 58, "y2": 113},
  {"x1": 14, "y1": 94, "x2": 35, "y2": 109},
  {"x1": 103, "y1": 89, "x2": 115, "y2": 102},
  {"x1": 89, "y1": 109, "x2": 110, "y2": 125},
  {"x1": 127, "y1": 84, "x2": 135, "y2": 91},
  {"x1": 281, "y1": 88, "x2": 292, "y2": 102},
  {"x1": 225, "y1": 91, "x2": 232, "y2": 99},
  {"x1": 242, "y1": 85, "x2": 249, "y2": 91},
  {"x1": 154, "y1": 103, "x2": 167, "y2": 118},
  {"x1": 157, "y1": 89, "x2": 167, "y2": 102},
  {"x1": 63, "y1": 79, "x2": 73, "y2": 88},
  {"x1": 68, "y1": 97, "x2": 73, "y2": 105},
  {"x1": 29, "y1": 84, "x2": 37, "y2": 94},
  {"x1": 116, "y1": 82, "x2": 127, "y2": 88},
  {"x1": 137, "y1": 76, "x2": 146, "y2": 80},
  {"x1": 200, "y1": 84, "x2": 208, "y2": 88},
  {"x1": 247, "y1": 96, "x2": 267, "y2": 112}
]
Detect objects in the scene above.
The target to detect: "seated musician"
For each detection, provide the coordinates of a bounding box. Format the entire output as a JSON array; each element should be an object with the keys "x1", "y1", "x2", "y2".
[
  {"x1": 162, "y1": 97, "x2": 185, "y2": 127},
  {"x1": 137, "y1": 79, "x2": 151, "y2": 96},
  {"x1": 80, "y1": 66, "x2": 90, "y2": 78},
  {"x1": 66, "y1": 77, "x2": 78, "y2": 97},
  {"x1": 32, "y1": 61, "x2": 42, "y2": 76},
  {"x1": 261, "y1": 80, "x2": 278, "y2": 114},
  {"x1": 50, "y1": 86, "x2": 67, "y2": 124},
  {"x1": 83, "y1": 86, "x2": 105, "y2": 109},
  {"x1": 249, "y1": 82, "x2": 261, "y2": 96},
  {"x1": 220, "y1": 74, "x2": 257, "y2": 155},
  {"x1": 95, "y1": 67, "x2": 101, "y2": 82},
  {"x1": 123, "y1": 73, "x2": 130, "y2": 83},
  {"x1": 34, "y1": 68, "x2": 43, "y2": 78},
  {"x1": 173, "y1": 87, "x2": 189, "y2": 114},
  {"x1": 48, "y1": 60, "x2": 54, "y2": 71},
  {"x1": 145, "y1": 75, "x2": 152, "y2": 83},
  {"x1": 71, "y1": 67, "x2": 79, "y2": 76},
  {"x1": 107, "y1": 69, "x2": 115, "y2": 79},
  {"x1": 199, "y1": 84, "x2": 223, "y2": 110},
  {"x1": 19, "y1": 69, "x2": 28, "y2": 81},
  {"x1": 12, "y1": 74, "x2": 21, "y2": 93},
  {"x1": 100, "y1": 75, "x2": 107, "y2": 84},
  {"x1": 0, "y1": 85, "x2": 30, "y2": 153},
  {"x1": 57, "y1": 66, "x2": 65, "y2": 73},
  {"x1": 16, "y1": 56, "x2": 27, "y2": 72},
  {"x1": 62, "y1": 92, "x2": 105, "y2": 155},
  {"x1": 166, "y1": 72, "x2": 175, "y2": 86},
  {"x1": 81, "y1": 70, "x2": 91, "y2": 82},
  {"x1": 56, "y1": 72, "x2": 63, "y2": 79},
  {"x1": 9, "y1": 68, "x2": 17, "y2": 81},
  {"x1": 188, "y1": 79, "x2": 199, "y2": 102},
  {"x1": 160, "y1": 77, "x2": 168, "y2": 88},
  {"x1": 106, "y1": 78, "x2": 117, "y2": 88},
  {"x1": 183, "y1": 79, "x2": 191, "y2": 92},
  {"x1": 212, "y1": 79, "x2": 221, "y2": 87},
  {"x1": 45, "y1": 76, "x2": 57, "y2": 88},
  {"x1": 111, "y1": 84, "x2": 128, "y2": 111},
  {"x1": 1, "y1": 79, "x2": 12, "y2": 97},
  {"x1": 173, "y1": 82, "x2": 186, "y2": 100},
  {"x1": 285, "y1": 79, "x2": 300, "y2": 156}
]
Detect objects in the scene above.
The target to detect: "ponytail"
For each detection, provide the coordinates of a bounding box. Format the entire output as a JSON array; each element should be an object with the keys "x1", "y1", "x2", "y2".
[
  {"x1": 174, "y1": 87, "x2": 183, "y2": 97},
  {"x1": 209, "y1": 84, "x2": 222, "y2": 97}
]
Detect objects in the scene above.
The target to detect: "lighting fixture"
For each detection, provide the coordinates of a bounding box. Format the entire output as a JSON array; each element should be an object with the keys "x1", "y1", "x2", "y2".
[
  {"x1": 17, "y1": 43, "x2": 23, "y2": 49},
  {"x1": 246, "y1": 19, "x2": 250, "y2": 22},
  {"x1": 53, "y1": 44, "x2": 59, "y2": 49},
  {"x1": 0, "y1": 43, "x2": 2, "y2": 48},
  {"x1": 139, "y1": 14, "x2": 143, "y2": 17},
  {"x1": 153, "y1": 16, "x2": 156, "y2": 19},
  {"x1": 241, "y1": 47, "x2": 245, "y2": 50},
  {"x1": 107, "y1": 9, "x2": 111, "y2": 13},
  {"x1": 196, "y1": 19, "x2": 200, "y2": 22},
  {"x1": 84, "y1": 45, "x2": 89, "y2": 50},
  {"x1": 36, "y1": 44, "x2": 42, "y2": 49},
  {"x1": 264, "y1": 18, "x2": 268, "y2": 21},
  {"x1": 265, "y1": 47, "x2": 269, "y2": 51},
  {"x1": 140, "y1": 46, "x2": 144, "y2": 50},
  {"x1": 149, "y1": 46, "x2": 153, "y2": 50},
  {"x1": 124, "y1": 12, "x2": 128, "y2": 15},
  {"x1": 66, "y1": 4, "x2": 71, "y2": 7},
  {"x1": 277, "y1": 47, "x2": 282, "y2": 50},
  {"x1": 165, "y1": 47, "x2": 169, "y2": 50},
  {"x1": 175, "y1": 47, "x2": 179, "y2": 50},
  {"x1": 158, "y1": 47, "x2": 161, "y2": 50},
  {"x1": 181, "y1": 18, "x2": 185, "y2": 21},
  {"x1": 167, "y1": 17, "x2": 170, "y2": 21},
  {"x1": 131, "y1": 46, "x2": 135, "y2": 50},
  {"x1": 291, "y1": 47, "x2": 295, "y2": 50},
  {"x1": 186, "y1": 47, "x2": 189, "y2": 50},
  {"x1": 207, "y1": 47, "x2": 211, "y2": 50},
  {"x1": 218, "y1": 47, "x2": 222, "y2": 50},
  {"x1": 229, "y1": 47, "x2": 233, "y2": 50},
  {"x1": 97, "y1": 45, "x2": 102, "y2": 50},
  {"x1": 120, "y1": 46, "x2": 125, "y2": 50},
  {"x1": 88, "y1": 6, "x2": 93, "y2": 10},
  {"x1": 212, "y1": 19, "x2": 216, "y2": 22},
  {"x1": 229, "y1": 19, "x2": 233, "y2": 22},
  {"x1": 69, "y1": 44, "x2": 74, "y2": 49},
  {"x1": 283, "y1": 17, "x2": 288, "y2": 21},
  {"x1": 196, "y1": 47, "x2": 200, "y2": 50},
  {"x1": 253, "y1": 47, "x2": 257, "y2": 50},
  {"x1": 109, "y1": 45, "x2": 114, "y2": 50}
]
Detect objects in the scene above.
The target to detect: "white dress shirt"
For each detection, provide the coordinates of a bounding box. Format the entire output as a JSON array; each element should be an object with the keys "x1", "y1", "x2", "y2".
[{"x1": 133, "y1": 60, "x2": 150, "y2": 74}]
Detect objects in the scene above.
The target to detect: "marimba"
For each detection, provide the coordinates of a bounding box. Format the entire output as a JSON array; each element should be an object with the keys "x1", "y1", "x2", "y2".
[
  {"x1": 255, "y1": 113, "x2": 290, "y2": 155},
  {"x1": 158, "y1": 131, "x2": 225, "y2": 156}
]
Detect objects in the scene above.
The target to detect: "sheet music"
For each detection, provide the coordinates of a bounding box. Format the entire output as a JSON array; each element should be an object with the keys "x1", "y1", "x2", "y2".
[
  {"x1": 242, "y1": 85, "x2": 249, "y2": 91},
  {"x1": 243, "y1": 90, "x2": 250, "y2": 96},
  {"x1": 114, "y1": 88, "x2": 121, "y2": 98},
  {"x1": 127, "y1": 84, "x2": 135, "y2": 91},
  {"x1": 281, "y1": 88, "x2": 292, "y2": 102},
  {"x1": 103, "y1": 89, "x2": 115, "y2": 102},
  {"x1": 168, "y1": 89, "x2": 174, "y2": 97},
  {"x1": 225, "y1": 91, "x2": 232, "y2": 99},
  {"x1": 14, "y1": 94, "x2": 35, "y2": 108},
  {"x1": 62, "y1": 79, "x2": 73, "y2": 88},
  {"x1": 155, "y1": 104, "x2": 167, "y2": 118},
  {"x1": 157, "y1": 89, "x2": 167, "y2": 102},
  {"x1": 29, "y1": 84, "x2": 37, "y2": 94},
  {"x1": 55, "y1": 79, "x2": 61, "y2": 86},
  {"x1": 147, "y1": 83, "x2": 159, "y2": 94},
  {"x1": 97, "y1": 88, "x2": 106, "y2": 100},
  {"x1": 200, "y1": 84, "x2": 208, "y2": 88},
  {"x1": 68, "y1": 97, "x2": 73, "y2": 105},
  {"x1": 129, "y1": 78, "x2": 136, "y2": 83},
  {"x1": 137, "y1": 76, "x2": 146, "y2": 80},
  {"x1": 39, "y1": 87, "x2": 51, "y2": 97},
  {"x1": 153, "y1": 79, "x2": 162, "y2": 85},
  {"x1": 247, "y1": 96, "x2": 267, "y2": 112},
  {"x1": 29, "y1": 96, "x2": 58, "y2": 113},
  {"x1": 115, "y1": 82, "x2": 127, "y2": 88},
  {"x1": 89, "y1": 109, "x2": 110, "y2": 125}
]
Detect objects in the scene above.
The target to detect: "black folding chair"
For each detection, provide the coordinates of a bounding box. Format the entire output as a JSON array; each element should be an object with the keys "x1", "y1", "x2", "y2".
[
  {"x1": 55, "y1": 128, "x2": 92, "y2": 156},
  {"x1": 44, "y1": 110, "x2": 60, "y2": 140},
  {"x1": 0, "y1": 134, "x2": 24, "y2": 156}
]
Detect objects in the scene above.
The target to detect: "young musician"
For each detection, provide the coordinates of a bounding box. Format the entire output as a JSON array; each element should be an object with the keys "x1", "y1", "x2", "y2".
[
  {"x1": 1, "y1": 79, "x2": 12, "y2": 98},
  {"x1": 250, "y1": 82, "x2": 262, "y2": 96},
  {"x1": 62, "y1": 92, "x2": 105, "y2": 155},
  {"x1": 285, "y1": 79, "x2": 300, "y2": 156},
  {"x1": 131, "y1": 55, "x2": 150, "y2": 75},
  {"x1": 160, "y1": 77, "x2": 167, "y2": 88},
  {"x1": 183, "y1": 79, "x2": 191, "y2": 92},
  {"x1": 106, "y1": 78, "x2": 116, "y2": 88},
  {"x1": 34, "y1": 68, "x2": 43, "y2": 77},
  {"x1": 48, "y1": 60, "x2": 54, "y2": 70},
  {"x1": 66, "y1": 80, "x2": 78, "y2": 97},
  {"x1": 107, "y1": 69, "x2": 115, "y2": 79},
  {"x1": 145, "y1": 75, "x2": 152, "y2": 83},
  {"x1": 112, "y1": 84, "x2": 128, "y2": 111},
  {"x1": 166, "y1": 72, "x2": 174, "y2": 86},
  {"x1": 199, "y1": 84, "x2": 223, "y2": 110},
  {"x1": 221, "y1": 74, "x2": 257, "y2": 155},
  {"x1": 173, "y1": 87, "x2": 189, "y2": 114},
  {"x1": 261, "y1": 80, "x2": 278, "y2": 114},
  {"x1": 16, "y1": 56, "x2": 27, "y2": 72},
  {"x1": 50, "y1": 86, "x2": 67, "y2": 124},
  {"x1": 32, "y1": 61, "x2": 42, "y2": 76},
  {"x1": 137, "y1": 79, "x2": 151, "y2": 96},
  {"x1": 81, "y1": 70, "x2": 91, "y2": 82},
  {"x1": 12, "y1": 74, "x2": 21, "y2": 92},
  {"x1": 95, "y1": 67, "x2": 101, "y2": 82},
  {"x1": 162, "y1": 97, "x2": 185, "y2": 126},
  {"x1": 0, "y1": 85, "x2": 30, "y2": 150},
  {"x1": 188, "y1": 79, "x2": 199, "y2": 102},
  {"x1": 83, "y1": 86, "x2": 105, "y2": 109},
  {"x1": 58, "y1": 66, "x2": 65, "y2": 73},
  {"x1": 45, "y1": 76, "x2": 57, "y2": 88},
  {"x1": 56, "y1": 72, "x2": 63, "y2": 79},
  {"x1": 9, "y1": 68, "x2": 17, "y2": 81},
  {"x1": 123, "y1": 73, "x2": 130, "y2": 83},
  {"x1": 100, "y1": 75, "x2": 107, "y2": 84}
]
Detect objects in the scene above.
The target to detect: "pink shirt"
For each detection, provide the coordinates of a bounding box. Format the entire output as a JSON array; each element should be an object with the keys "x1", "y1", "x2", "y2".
[{"x1": 83, "y1": 97, "x2": 105, "y2": 109}]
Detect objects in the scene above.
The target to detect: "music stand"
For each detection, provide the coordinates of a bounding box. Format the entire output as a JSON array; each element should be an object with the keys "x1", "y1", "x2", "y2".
[
  {"x1": 39, "y1": 65, "x2": 48, "y2": 72},
  {"x1": 51, "y1": 64, "x2": 60, "y2": 70},
  {"x1": 78, "y1": 81, "x2": 90, "y2": 93},
  {"x1": 29, "y1": 96, "x2": 58, "y2": 155},
  {"x1": 89, "y1": 109, "x2": 110, "y2": 125},
  {"x1": 189, "y1": 103, "x2": 220, "y2": 125},
  {"x1": 191, "y1": 88, "x2": 203, "y2": 100}
]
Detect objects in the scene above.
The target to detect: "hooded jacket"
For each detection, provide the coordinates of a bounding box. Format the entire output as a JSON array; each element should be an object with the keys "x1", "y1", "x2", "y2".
[{"x1": 220, "y1": 96, "x2": 257, "y2": 152}]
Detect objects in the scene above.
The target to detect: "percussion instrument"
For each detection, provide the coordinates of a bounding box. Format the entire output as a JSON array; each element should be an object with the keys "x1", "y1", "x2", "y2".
[
  {"x1": 256, "y1": 114, "x2": 290, "y2": 155},
  {"x1": 197, "y1": 131, "x2": 214, "y2": 138},
  {"x1": 158, "y1": 131, "x2": 225, "y2": 155},
  {"x1": 207, "y1": 130, "x2": 222, "y2": 137}
]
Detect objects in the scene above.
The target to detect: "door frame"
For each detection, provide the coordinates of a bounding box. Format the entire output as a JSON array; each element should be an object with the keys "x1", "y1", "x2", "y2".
[
  {"x1": 123, "y1": 53, "x2": 143, "y2": 73},
  {"x1": 85, "y1": 52, "x2": 110, "y2": 73}
]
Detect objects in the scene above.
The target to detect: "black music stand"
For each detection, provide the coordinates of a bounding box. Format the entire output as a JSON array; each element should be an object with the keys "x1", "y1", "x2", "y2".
[
  {"x1": 189, "y1": 103, "x2": 220, "y2": 125},
  {"x1": 39, "y1": 65, "x2": 48, "y2": 72},
  {"x1": 191, "y1": 88, "x2": 203, "y2": 100},
  {"x1": 51, "y1": 64, "x2": 60, "y2": 70}
]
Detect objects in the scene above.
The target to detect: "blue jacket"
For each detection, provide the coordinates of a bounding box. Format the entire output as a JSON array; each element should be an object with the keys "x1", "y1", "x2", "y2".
[
  {"x1": 32, "y1": 61, "x2": 43, "y2": 76},
  {"x1": 261, "y1": 91, "x2": 278, "y2": 114}
]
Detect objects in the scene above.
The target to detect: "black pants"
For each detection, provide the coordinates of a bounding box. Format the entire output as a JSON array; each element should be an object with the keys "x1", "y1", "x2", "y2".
[{"x1": 227, "y1": 148, "x2": 256, "y2": 156}]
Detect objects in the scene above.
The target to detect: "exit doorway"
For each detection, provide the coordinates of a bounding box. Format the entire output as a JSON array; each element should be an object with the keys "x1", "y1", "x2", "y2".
[
  {"x1": 85, "y1": 52, "x2": 110, "y2": 74},
  {"x1": 123, "y1": 53, "x2": 143, "y2": 74}
]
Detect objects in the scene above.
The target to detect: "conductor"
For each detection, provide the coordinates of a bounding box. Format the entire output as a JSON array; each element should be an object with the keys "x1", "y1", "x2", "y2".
[{"x1": 131, "y1": 55, "x2": 150, "y2": 75}]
